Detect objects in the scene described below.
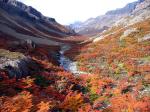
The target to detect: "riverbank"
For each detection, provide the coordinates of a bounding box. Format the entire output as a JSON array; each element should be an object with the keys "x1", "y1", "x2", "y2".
[{"x1": 59, "y1": 45, "x2": 88, "y2": 75}]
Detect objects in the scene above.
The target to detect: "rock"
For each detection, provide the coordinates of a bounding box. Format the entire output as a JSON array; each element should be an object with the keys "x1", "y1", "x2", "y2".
[
  {"x1": 0, "y1": 58, "x2": 30, "y2": 78},
  {"x1": 133, "y1": 0, "x2": 150, "y2": 12},
  {"x1": 0, "y1": 49, "x2": 33, "y2": 78},
  {"x1": 25, "y1": 39, "x2": 36, "y2": 49},
  {"x1": 106, "y1": 0, "x2": 142, "y2": 15},
  {"x1": 114, "y1": 2, "x2": 150, "y2": 27},
  {"x1": 9, "y1": 40, "x2": 36, "y2": 51},
  {"x1": 120, "y1": 28, "x2": 138, "y2": 40},
  {"x1": 138, "y1": 33, "x2": 150, "y2": 42}
]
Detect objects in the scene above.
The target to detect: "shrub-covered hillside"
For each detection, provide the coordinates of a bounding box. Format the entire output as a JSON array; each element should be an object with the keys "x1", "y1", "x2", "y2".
[
  {"x1": 0, "y1": 17, "x2": 150, "y2": 112},
  {"x1": 64, "y1": 19, "x2": 150, "y2": 112}
]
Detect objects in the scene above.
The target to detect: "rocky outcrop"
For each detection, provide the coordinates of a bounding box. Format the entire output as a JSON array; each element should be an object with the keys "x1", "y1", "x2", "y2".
[
  {"x1": 0, "y1": 58, "x2": 29, "y2": 78},
  {"x1": 0, "y1": 49, "x2": 36, "y2": 78},
  {"x1": 114, "y1": 9, "x2": 150, "y2": 27},
  {"x1": 133, "y1": 0, "x2": 150, "y2": 12},
  {"x1": 120, "y1": 28, "x2": 139, "y2": 40}
]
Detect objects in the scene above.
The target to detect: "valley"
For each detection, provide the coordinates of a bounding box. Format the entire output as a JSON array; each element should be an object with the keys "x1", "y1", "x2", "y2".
[{"x1": 0, "y1": 0, "x2": 150, "y2": 112}]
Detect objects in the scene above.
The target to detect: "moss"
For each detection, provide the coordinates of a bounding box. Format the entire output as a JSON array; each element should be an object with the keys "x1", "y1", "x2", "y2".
[
  {"x1": 0, "y1": 49, "x2": 24, "y2": 59},
  {"x1": 141, "y1": 56, "x2": 150, "y2": 62}
]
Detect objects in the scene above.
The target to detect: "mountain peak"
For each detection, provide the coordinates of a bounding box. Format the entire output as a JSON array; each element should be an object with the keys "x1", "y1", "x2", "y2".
[
  {"x1": 0, "y1": 0, "x2": 56, "y2": 23},
  {"x1": 106, "y1": 0, "x2": 144, "y2": 15}
]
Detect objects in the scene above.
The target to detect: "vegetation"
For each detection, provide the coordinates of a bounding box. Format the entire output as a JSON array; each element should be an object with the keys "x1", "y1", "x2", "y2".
[
  {"x1": 0, "y1": 49, "x2": 25, "y2": 59},
  {"x1": 0, "y1": 19, "x2": 150, "y2": 112},
  {"x1": 64, "y1": 19, "x2": 150, "y2": 111}
]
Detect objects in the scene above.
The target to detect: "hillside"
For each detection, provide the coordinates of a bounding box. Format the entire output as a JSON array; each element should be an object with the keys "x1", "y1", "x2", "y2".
[
  {"x1": 0, "y1": 0, "x2": 77, "y2": 45},
  {"x1": 0, "y1": 0, "x2": 150, "y2": 112},
  {"x1": 65, "y1": 18, "x2": 150, "y2": 112}
]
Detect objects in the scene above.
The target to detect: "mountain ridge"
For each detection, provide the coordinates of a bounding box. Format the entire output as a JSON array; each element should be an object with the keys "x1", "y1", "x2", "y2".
[
  {"x1": 0, "y1": 0, "x2": 76, "y2": 46},
  {"x1": 70, "y1": 0, "x2": 150, "y2": 36},
  {"x1": 1, "y1": 0, "x2": 56, "y2": 23}
]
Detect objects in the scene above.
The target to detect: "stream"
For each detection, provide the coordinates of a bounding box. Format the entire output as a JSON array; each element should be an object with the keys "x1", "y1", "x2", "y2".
[{"x1": 58, "y1": 45, "x2": 87, "y2": 75}]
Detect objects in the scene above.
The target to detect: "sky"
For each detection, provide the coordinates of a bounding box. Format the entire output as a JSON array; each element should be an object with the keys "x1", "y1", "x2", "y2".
[{"x1": 18, "y1": 0, "x2": 137, "y2": 25}]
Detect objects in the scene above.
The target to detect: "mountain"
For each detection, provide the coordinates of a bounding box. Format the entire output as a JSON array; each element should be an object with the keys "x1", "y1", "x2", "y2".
[
  {"x1": 0, "y1": 0, "x2": 75, "y2": 46},
  {"x1": 0, "y1": 0, "x2": 150, "y2": 111},
  {"x1": 0, "y1": 0, "x2": 85, "y2": 79},
  {"x1": 105, "y1": 0, "x2": 144, "y2": 15},
  {"x1": 70, "y1": 0, "x2": 150, "y2": 36},
  {"x1": 63, "y1": 1, "x2": 150, "y2": 111}
]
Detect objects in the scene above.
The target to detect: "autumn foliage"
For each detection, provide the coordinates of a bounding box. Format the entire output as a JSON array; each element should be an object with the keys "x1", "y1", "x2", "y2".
[{"x1": 0, "y1": 19, "x2": 150, "y2": 112}]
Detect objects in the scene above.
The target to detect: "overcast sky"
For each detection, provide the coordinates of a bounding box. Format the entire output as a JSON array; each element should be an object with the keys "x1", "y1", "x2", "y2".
[{"x1": 18, "y1": 0, "x2": 137, "y2": 25}]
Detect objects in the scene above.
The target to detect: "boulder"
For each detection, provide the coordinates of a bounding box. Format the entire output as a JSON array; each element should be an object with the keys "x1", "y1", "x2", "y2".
[
  {"x1": 0, "y1": 58, "x2": 30, "y2": 78},
  {"x1": 0, "y1": 49, "x2": 34, "y2": 78}
]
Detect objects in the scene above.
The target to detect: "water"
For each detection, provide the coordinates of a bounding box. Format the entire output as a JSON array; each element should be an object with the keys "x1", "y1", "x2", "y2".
[{"x1": 59, "y1": 45, "x2": 87, "y2": 75}]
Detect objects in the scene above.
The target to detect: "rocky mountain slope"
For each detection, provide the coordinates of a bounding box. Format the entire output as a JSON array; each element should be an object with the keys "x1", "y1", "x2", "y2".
[
  {"x1": 0, "y1": 0, "x2": 76, "y2": 46},
  {"x1": 70, "y1": 0, "x2": 150, "y2": 36}
]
